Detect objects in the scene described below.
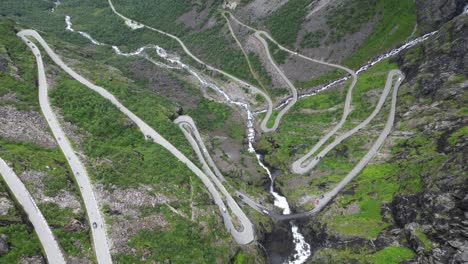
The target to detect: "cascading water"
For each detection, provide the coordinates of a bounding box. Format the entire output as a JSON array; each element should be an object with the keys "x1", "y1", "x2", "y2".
[
  {"x1": 255, "y1": 30, "x2": 438, "y2": 114},
  {"x1": 65, "y1": 15, "x2": 311, "y2": 263},
  {"x1": 64, "y1": 14, "x2": 439, "y2": 262},
  {"x1": 257, "y1": 155, "x2": 311, "y2": 263}
]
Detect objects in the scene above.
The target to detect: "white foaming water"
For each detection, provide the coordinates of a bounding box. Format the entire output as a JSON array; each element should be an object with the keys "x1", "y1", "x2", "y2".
[
  {"x1": 66, "y1": 16, "x2": 311, "y2": 263},
  {"x1": 464, "y1": 4, "x2": 468, "y2": 14},
  {"x1": 65, "y1": 16, "x2": 106, "y2": 46},
  {"x1": 257, "y1": 153, "x2": 311, "y2": 263},
  {"x1": 254, "y1": 30, "x2": 438, "y2": 114}
]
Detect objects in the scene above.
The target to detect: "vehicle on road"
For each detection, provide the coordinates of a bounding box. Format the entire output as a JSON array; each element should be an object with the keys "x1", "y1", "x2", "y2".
[
  {"x1": 92, "y1": 222, "x2": 97, "y2": 229},
  {"x1": 262, "y1": 209, "x2": 270, "y2": 215}
]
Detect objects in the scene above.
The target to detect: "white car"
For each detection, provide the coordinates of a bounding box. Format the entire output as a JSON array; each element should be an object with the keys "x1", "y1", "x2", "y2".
[
  {"x1": 222, "y1": 207, "x2": 227, "y2": 213},
  {"x1": 262, "y1": 209, "x2": 270, "y2": 215}
]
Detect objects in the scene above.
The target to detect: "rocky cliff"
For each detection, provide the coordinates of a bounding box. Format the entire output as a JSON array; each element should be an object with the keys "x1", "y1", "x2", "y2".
[
  {"x1": 415, "y1": 0, "x2": 466, "y2": 33},
  {"x1": 392, "y1": 12, "x2": 467, "y2": 263},
  {"x1": 303, "y1": 8, "x2": 467, "y2": 264}
]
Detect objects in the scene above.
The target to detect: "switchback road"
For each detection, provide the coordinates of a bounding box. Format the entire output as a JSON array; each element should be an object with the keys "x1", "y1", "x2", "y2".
[
  {"x1": 0, "y1": 158, "x2": 66, "y2": 263},
  {"x1": 292, "y1": 70, "x2": 402, "y2": 173},
  {"x1": 19, "y1": 29, "x2": 255, "y2": 245},
  {"x1": 18, "y1": 30, "x2": 113, "y2": 264},
  {"x1": 238, "y1": 70, "x2": 404, "y2": 220},
  {"x1": 175, "y1": 116, "x2": 255, "y2": 242}
]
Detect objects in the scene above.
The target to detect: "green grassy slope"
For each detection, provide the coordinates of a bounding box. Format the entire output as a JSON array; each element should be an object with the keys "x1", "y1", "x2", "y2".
[{"x1": 0, "y1": 19, "x2": 94, "y2": 260}]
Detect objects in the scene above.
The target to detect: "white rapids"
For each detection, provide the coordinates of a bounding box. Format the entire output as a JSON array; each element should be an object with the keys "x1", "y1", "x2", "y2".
[
  {"x1": 255, "y1": 30, "x2": 438, "y2": 114},
  {"x1": 64, "y1": 15, "x2": 311, "y2": 262},
  {"x1": 257, "y1": 154, "x2": 311, "y2": 263}
]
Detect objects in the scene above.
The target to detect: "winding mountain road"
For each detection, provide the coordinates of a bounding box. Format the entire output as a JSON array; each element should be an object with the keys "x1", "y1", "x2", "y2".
[
  {"x1": 108, "y1": 6, "x2": 405, "y2": 220},
  {"x1": 240, "y1": 70, "x2": 404, "y2": 219},
  {"x1": 177, "y1": 69, "x2": 404, "y2": 220},
  {"x1": 0, "y1": 158, "x2": 66, "y2": 263},
  {"x1": 175, "y1": 116, "x2": 255, "y2": 241},
  {"x1": 292, "y1": 70, "x2": 402, "y2": 174},
  {"x1": 18, "y1": 30, "x2": 113, "y2": 264},
  {"x1": 225, "y1": 12, "x2": 358, "y2": 134},
  {"x1": 225, "y1": 13, "x2": 369, "y2": 172},
  {"x1": 19, "y1": 29, "x2": 255, "y2": 245},
  {"x1": 102, "y1": 3, "x2": 409, "y2": 223},
  {"x1": 108, "y1": 0, "x2": 348, "y2": 136},
  {"x1": 253, "y1": 31, "x2": 298, "y2": 132},
  {"x1": 107, "y1": 0, "x2": 275, "y2": 129}
]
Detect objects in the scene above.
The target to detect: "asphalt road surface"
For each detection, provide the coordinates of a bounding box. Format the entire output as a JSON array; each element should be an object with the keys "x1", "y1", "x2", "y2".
[
  {"x1": 254, "y1": 31, "x2": 298, "y2": 132},
  {"x1": 292, "y1": 70, "x2": 402, "y2": 173},
  {"x1": 175, "y1": 116, "x2": 255, "y2": 242},
  {"x1": 0, "y1": 158, "x2": 66, "y2": 263},
  {"x1": 238, "y1": 70, "x2": 404, "y2": 220},
  {"x1": 226, "y1": 12, "x2": 360, "y2": 148},
  {"x1": 18, "y1": 30, "x2": 113, "y2": 264},
  {"x1": 19, "y1": 29, "x2": 255, "y2": 245},
  {"x1": 107, "y1": 0, "x2": 276, "y2": 128}
]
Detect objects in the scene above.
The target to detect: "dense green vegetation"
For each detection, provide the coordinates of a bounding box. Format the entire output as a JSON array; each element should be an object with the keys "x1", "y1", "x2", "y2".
[
  {"x1": 448, "y1": 126, "x2": 468, "y2": 146},
  {"x1": 0, "y1": 19, "x2": 93, "y2": 260},
  {"x1": 0, "y1": 177, "x2": 43, "y2": 263},
  {"x1": 314, "y1": 245, "x2": 415, "y2": 263},
  {"x1": 0, "y1": 20, "x2": 38, "y2": 110},
  {"x1": 0, "y1": 0, "x2": 64, "y2": 34},
  {"x1": 342, "y1": 0, "x2": 416, "y2": 68},
  {"x1": 248, "y1": 52, "x2": 273, "y2": 87},
  {"x1": 182, "y1": 22, "x2": 256, "y2": 85},
  {"x1": 0, "y1": 223, "x2": 42, "y2": 263},
  {"x1": 300, "y1": 30, "x2": 326, "y2": 49},
  {"x1": 116, "y1": 205, "x2": 232, "y2": 263},
  {"x1": 294, "y1": 69, "x2": 346, "y2": 90},
  {"x1": 325, "y1": 0, "x2": 378, "y2": 44},
  {"x1": 188, "y1": 99, "x2": 232, "y2": 131},
  {"x1": 330, "y1": 163, "x2": 399, "y2": 238},
  {"x1": 111, "y1": 0, "x2": 193, "y2": 34},
  {"x1": 59, "y1": 0, "x2": 181, "y2": 51},
  {"x1": 262, "y1": 34, "x2": 289, "y2": 64},
  {"x1": 265, "y1": 0, "x2": 310, "y2": 46},
  {"x1": 369, "y1": 246, "x2": 416, "y2": 264},
  {"x1": 50, "y1": 77, "x2": 193, "y2": 190}
]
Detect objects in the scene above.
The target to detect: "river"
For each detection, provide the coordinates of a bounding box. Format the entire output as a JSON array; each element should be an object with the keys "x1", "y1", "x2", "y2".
[
  {"x1": 64, "y1": 15, "x2": 312, "y2": 263},
  {"x1": 63, "y1": 13, "x2": 442, "y2": 262}
]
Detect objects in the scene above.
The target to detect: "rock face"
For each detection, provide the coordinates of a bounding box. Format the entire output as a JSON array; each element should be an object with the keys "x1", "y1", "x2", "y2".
[
  {"x1": 415, "y1": 0, "x2": 467, "y2": 33},
  {"x1": 300, "y1": 11, "x2": 467, "y2": 264},
  {"x1": 390, "y1": 14, "x2": 468, "y2": 263},
  {"x1": 18, "y1": 255, "x2": 45, "y2": 264},
  {"x1": 0, "y1": 234, "x2": 9, "y2": 255},
  {"x1": 0, "y1": 106, "x2": 57, "y2": 148}
]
